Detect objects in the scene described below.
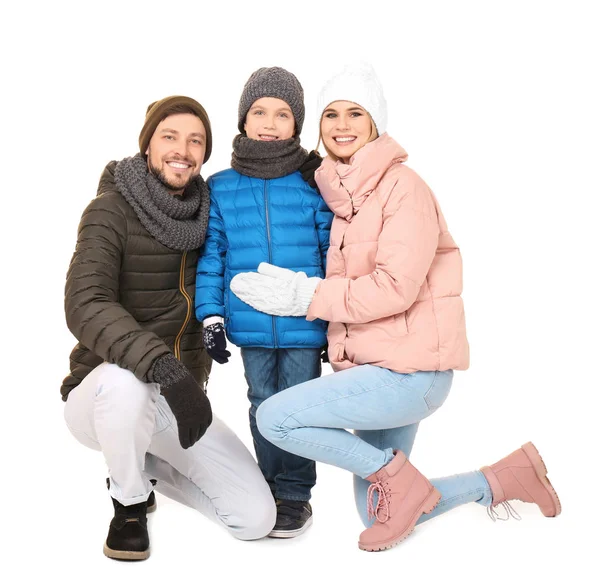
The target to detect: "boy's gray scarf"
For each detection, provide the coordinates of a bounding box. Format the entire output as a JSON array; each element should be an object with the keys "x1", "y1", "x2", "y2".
[
  {"x1": 114, "y1": 154, "x2": 210, "y2": 251},
  {"x1": 231, "y1": 135, "x2": 308, "y2": 179}
]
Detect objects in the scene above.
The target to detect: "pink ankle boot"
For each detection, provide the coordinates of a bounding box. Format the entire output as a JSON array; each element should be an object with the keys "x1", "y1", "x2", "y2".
[
  {"x1": 358, "y1": 450, "x2": 441, "y2": 552},
  {"x1": 481, "y1": 441, "x2": 561, "y2": 518}
]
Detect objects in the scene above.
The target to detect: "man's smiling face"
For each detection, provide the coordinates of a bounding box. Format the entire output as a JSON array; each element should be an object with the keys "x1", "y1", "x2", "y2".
[{"x1": 146, "y1": 113, "x2": 207, "y2": 195}]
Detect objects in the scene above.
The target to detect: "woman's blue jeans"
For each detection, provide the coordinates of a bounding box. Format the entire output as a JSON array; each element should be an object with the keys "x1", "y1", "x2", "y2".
[{"x1": 256, "y1": 365, "x2": 491, "y2": 526}]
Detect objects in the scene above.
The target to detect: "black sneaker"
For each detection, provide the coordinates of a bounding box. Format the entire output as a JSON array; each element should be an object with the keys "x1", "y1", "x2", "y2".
[{"x1": 268, "y1": 500, "x2": 313, "y2": 538}]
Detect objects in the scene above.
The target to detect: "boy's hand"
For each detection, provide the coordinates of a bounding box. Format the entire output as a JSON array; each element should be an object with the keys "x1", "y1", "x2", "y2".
[{"x1": 202, "y1": 318, "x2": 231, "y2": 364}]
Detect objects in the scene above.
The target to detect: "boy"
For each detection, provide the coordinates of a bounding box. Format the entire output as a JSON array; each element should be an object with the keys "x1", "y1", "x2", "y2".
[{"x1": 195, "y1": 67, "x2": 332, "y2": 538}]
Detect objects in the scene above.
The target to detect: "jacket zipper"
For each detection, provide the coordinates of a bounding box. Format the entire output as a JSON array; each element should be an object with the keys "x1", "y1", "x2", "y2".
[
  {"x1": 264, "y1": 181, "x2": 278, "y2": 348},
  {"x1": 174, "y1": 251, "x2": 192, "y2": 360}
]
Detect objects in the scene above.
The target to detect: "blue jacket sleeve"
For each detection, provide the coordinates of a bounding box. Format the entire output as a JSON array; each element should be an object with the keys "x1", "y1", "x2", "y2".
[
  {"x1": 195, "y1": 190, "x2": 228, "y2": 321},
  {"x1": 315, "y1": 196, "x2": 333, "y2": 272}
]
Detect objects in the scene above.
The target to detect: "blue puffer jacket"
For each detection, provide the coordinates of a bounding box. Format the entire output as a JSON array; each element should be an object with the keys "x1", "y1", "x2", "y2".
[{"x1": 195, "y1": 168, "x2": 333, "y2": 348}]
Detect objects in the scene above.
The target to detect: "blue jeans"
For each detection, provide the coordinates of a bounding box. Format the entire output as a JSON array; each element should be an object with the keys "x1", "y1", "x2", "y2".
[
  {"x1": 241, "y1": 347, "x2": 321, "y2": 502},
  {"x1": 256, "y1": 365, "x2": 492, "y2": 526}
]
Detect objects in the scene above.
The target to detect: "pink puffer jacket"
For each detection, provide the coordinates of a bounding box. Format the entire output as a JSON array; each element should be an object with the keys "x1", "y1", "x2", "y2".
[{"x1": 307, "y1": 134, "x2": 469, "y2": 373}]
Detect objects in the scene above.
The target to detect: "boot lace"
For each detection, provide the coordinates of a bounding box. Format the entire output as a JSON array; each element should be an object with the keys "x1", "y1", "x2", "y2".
[
  {"x1": 487, "y1": 501, "x2": 522, "y2": 522},
  {"x1": 367, "y1": 481, "x2": 391, "y2": 523}
]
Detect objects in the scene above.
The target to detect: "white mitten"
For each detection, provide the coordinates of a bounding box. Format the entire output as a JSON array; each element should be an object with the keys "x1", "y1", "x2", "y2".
[{"x1": 230, "y1": 263, "x2": 322, "y2": 317}]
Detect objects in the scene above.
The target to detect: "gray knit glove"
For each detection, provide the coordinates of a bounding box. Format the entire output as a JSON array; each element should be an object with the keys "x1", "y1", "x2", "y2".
[
  {"x1": 230, "y1": 263, "x2": 322, "y2": 317},
  {"x1": 150, "y1": 354, "x2": 212, "y2": 449}
]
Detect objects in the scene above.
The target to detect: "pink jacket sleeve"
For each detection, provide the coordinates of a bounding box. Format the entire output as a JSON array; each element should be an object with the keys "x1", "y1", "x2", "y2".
[{"x1": 306, "y1": 178, "x2": 440, "y2": 325}]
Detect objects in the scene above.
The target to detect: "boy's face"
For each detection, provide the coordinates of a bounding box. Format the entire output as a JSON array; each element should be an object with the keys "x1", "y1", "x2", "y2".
[
  {"x1": 146, "y1": 113, "x2": 207, "y2": 195},
  {"x1": 244, "y1": 97, "x2": 295, "y2": 141}
]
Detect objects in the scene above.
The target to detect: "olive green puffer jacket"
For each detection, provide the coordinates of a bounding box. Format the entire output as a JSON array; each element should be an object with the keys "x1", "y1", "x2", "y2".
[{"x1": 61, "y1": 161, "x2": 211, "y2": 401}]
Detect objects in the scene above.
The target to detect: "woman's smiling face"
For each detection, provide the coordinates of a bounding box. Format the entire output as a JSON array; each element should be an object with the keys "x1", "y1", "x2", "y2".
[{"x1": 320, "y1": 101, "x2": 376, "y2": 163}]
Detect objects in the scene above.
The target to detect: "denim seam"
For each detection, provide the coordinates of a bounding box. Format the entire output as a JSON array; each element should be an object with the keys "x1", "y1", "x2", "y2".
[
  {"x1": 423, "y1": 371, "x2": 439, "y2": 411},
  {"x1": 281, "y1": 433, "x2": 387, "y2": 474},
  {"x1": 276, "y1": 372, "x2": 415, "y2": 430}
]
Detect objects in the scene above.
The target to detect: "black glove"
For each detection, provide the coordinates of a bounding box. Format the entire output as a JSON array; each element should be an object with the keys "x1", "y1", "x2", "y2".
[
  {"x1": 202, "y1": 321, "x2": 231, "y2": 364},
  {"x1": 150, "y1": 354, "x2": 213, "y2": 449},
  {"x1": 320, "y1": 343, "x2": 329, "y2": 363},
  {"x1": 299, "y1": 150, "x2": 323, "y2": 190}
]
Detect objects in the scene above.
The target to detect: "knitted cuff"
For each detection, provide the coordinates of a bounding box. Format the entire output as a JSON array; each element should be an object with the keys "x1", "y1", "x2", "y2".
[
  {"x1": 203, "y1": 316, "x2": 224, "y2": 327},
  {"x1": 149, "y1": 353, "x2": 188, "y2": 388},
  {"x1": 296, "y1": 277, "x2": 322, "y2": 313}
]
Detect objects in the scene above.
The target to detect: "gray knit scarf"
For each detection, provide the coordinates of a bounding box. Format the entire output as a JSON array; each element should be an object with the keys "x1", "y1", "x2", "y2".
[
  {"x1": 231, "y1": 135, "x2": 308, "y2": 179},
  {"x1": 114, "y1": 154, "x2": 210, "y2": 251}
]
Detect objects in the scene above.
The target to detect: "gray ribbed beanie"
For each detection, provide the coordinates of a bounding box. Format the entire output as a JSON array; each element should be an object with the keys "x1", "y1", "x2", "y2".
[{"x1": 238, "y1": 67, "x2": 305, "y2": 134}]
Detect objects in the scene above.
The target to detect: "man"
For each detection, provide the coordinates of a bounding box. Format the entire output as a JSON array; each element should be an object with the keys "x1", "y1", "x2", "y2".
[{"x1": 61, "y1": 96, "x2": 276, "y2": 561}]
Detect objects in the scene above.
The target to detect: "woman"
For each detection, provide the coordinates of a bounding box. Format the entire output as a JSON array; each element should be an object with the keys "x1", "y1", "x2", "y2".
[{"x1": 230, "y1": 63, "x2": 561, "y2": 552}]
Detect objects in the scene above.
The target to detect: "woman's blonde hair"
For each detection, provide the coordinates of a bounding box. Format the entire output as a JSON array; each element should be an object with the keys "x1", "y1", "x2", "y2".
[{"x1": 315, "y1": 108, "x2": 379, "y2": 161}]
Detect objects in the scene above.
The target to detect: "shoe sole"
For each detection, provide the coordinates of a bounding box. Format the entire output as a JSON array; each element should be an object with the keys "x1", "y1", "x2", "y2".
[
  {"x1": 358, "y1": 487, "x2": 441, "y2": 552},
  {"x1": 521, "y1": 441, "x2": 562, "y2": 517},
  {"x1": 147, "y1": 500, "x2": 156, "y2": 514},
  {"x1": 103, "y1": 543, "x2": 150, "y2": 560},
  {"x1": 268, "y1": 516, "x2": 313, "y2": 538}
]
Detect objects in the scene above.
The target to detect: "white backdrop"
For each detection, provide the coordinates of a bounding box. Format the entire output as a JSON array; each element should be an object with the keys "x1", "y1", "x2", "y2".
[{"x1": 1, "y1": 1, "x2": 597, "y2": 579}]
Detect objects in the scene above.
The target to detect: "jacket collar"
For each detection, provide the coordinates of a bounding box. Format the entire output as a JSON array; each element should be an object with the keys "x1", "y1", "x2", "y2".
[{"x1": 315, "y1": 133, "x2": 408, "y2": 220}]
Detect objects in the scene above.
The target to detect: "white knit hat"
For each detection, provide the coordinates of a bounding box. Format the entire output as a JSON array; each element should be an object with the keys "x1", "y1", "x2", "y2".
[{"x1": 316, "y1": 62, "x2": 388, "y2": 134}]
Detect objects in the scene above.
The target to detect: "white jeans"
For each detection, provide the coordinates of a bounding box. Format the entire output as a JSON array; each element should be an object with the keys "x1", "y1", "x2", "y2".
[{"x1": 64, "y1": 363, "x2": 276, "y2": 540}]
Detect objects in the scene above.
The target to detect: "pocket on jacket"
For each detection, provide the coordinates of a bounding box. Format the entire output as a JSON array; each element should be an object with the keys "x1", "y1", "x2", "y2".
[
  {"x1": 331, "y1": 342, "x2": 348, "y2": 363},
  {"x1": 224, "y1": 283, "x2": 230, "y2": 317},
  {"x1": 423, "y1": 370, "x2": 453, "y2": 412},
  {"x1": 394, "y1": 312, "x2": 409, "y2": 335}
]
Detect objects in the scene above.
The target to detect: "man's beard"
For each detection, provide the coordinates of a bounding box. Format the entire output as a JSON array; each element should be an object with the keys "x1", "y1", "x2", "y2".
[{"x1": 149, "y1": 158, "x2": 196, "y2": 194}]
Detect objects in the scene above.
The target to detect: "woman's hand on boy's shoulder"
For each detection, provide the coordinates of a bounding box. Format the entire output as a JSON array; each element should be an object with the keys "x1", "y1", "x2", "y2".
[{"x1": 299, "y1": 150, "x2": 323, "y2": 190}]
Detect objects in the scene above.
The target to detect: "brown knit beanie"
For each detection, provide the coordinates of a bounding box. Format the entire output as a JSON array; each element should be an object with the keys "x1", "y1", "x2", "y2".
[{"x1": 139, "y1": 95, "x2": 212, "y2": 162}]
